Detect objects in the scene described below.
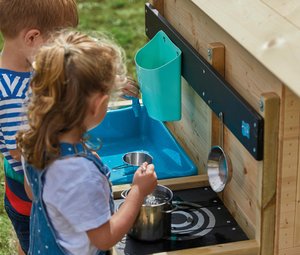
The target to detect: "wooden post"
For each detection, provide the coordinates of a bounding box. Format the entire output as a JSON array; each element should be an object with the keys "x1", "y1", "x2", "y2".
[
  {"x1": 149, "y1": 0, "x2": 164, "y2": 16},
  {"x1": 206, "y1": 43, "x2": 225, "y2": 147},
  {"x1": 259, "y1": 93, "x2": 280, "y2": 255},
  {"x1": 206, "y1": 42, "x2": 226, "y2": 201}
]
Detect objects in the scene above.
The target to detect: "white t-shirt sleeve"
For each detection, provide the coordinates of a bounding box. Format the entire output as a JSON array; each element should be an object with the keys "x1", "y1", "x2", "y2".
[{"x1": 43, "y1": 157, "x2": 111, "y2": 233}]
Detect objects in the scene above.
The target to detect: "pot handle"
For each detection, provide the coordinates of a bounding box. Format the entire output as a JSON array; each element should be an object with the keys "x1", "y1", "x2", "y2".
[
  {"x1": 112, "y1": 163, "x2": 130, "y2": 170},
  {"x1": 162, "y1": 201, "x2": 204, "y2": 214},
  {"x1": 162, "y1": 205, "x2": 180, "y2": 214},
  {"x1": 172, "y1": 201, "x2": 203, "y2": 209}
]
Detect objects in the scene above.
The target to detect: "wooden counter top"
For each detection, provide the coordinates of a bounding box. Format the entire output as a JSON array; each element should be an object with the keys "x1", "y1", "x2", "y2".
[{"x1": 191, "y1": 0, "x2": 300, "y2": 98}]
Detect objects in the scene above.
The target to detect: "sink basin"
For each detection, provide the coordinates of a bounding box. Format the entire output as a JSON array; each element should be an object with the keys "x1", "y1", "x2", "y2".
[{"x1": 88, "y1": 104, "x2": 197, "y2": 185}]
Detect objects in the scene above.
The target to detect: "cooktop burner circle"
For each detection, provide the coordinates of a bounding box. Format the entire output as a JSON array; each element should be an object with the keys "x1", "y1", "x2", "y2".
[{"x1": 169, "y1": 207, "x2": 216, "y2": 240}]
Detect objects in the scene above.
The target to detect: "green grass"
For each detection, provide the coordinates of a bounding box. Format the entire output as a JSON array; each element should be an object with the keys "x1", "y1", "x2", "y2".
[
  {"x1": 0, "y1": 156, "x2": 18, "y2": 255},
  {"x1": 0, "y1": 1, "x2": 146, "y2": 253},
  {"x1": 77, "y1": 0, "x2": 147, "y2": 77}
]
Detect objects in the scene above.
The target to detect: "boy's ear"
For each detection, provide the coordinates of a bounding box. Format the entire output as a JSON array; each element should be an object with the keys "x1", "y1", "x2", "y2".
[{"x1": 24, "y1": 29, "x2": 42, "y2": 47}]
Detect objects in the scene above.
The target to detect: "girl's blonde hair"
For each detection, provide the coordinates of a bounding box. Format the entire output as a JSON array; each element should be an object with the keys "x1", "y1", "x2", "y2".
[{"x1": 17, "y1": 30, "x2": 127, "y2": 169}]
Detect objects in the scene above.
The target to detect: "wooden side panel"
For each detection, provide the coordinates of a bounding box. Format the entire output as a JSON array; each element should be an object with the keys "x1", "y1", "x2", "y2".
[
  {"x1": 166, "y1": 79, "x2": 212, "y2": 175},
  {"x1": 295, "y1": 135, "x2": 300, "y2": 247},
  {"x1": 113, "y1": 240, "x2": 259, "y2": 255},
  {"x1": 154, "y1": 240, "x2": 259, "y2": 255},
  {"x1": 275, "y1": 88, "x2": 300, "y2": 254},
  {"x1": 163, "y1": 0, "x2": 283, "y2": 242},
  {"x1": 259, "y1": 93, "x2": 280, "y2": 255}
]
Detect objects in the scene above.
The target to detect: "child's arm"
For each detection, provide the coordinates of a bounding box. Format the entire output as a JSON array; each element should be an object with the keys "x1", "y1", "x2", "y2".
[
  {"x1": 24, "y1": 177, "x2": 33, "y2": 200},
  {"x1": 9, "y1": 149, "x2": 21, "y2": 161},
  {"x1": 87, "y1": 164, "x2": 157, "y2": 250},
  {"x1": 21, "y1": 155, "x2": 33, "y2": 200}
]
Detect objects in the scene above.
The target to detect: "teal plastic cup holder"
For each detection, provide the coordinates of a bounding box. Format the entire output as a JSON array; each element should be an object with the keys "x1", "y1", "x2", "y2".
[{"x1": 135, "y1": 30, "x2": 182, "y2": 121}]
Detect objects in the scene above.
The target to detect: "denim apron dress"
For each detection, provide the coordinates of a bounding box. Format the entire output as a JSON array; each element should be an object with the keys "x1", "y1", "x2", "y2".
[{"x1": 26, "y1": 143, "x2": 114, "y2": 255}]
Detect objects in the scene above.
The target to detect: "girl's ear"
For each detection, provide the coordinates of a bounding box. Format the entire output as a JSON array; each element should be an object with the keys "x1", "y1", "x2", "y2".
[{"x1": 93, "y1": 94, "x2": 109, "y2": 118}]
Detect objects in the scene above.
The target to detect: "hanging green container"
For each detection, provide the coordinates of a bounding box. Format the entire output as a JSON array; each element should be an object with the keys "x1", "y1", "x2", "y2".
[{"x1": 135, "y1": 30, "x2": 182, "y2": 121}]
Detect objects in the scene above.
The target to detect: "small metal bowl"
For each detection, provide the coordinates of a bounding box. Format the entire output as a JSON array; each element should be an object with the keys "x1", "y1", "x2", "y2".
[{"x1": 123, "y1": 151, "x2": 153, "y2": 166}]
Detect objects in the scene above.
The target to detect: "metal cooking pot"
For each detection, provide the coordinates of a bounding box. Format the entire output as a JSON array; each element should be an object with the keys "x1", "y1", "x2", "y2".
[{"x1": 120, "y1": 184, "x2": 173, "y2": 241}]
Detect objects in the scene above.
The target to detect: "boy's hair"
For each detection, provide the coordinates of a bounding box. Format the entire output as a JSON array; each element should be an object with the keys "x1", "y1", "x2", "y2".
[
  {"x1": 0, "y1": 0, "x2": 78, "y2": 38},
  {"x1": 17, "y1": 30, "x2": 127, "y2": 169}
]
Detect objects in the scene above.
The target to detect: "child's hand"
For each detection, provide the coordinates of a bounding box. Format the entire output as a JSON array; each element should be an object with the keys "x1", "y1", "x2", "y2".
[
  {"x1": 132, "y1": 162, "x2": 157, "y2": 197},
  {"x1": 92, "y1": 151, "x2": 101, "y2": 159},
  {"x1": 121, "y1": 76, "x2": 140, "y2": 98}
]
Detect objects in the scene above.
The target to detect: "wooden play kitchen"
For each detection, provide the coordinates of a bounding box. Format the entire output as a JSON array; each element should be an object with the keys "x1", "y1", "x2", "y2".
[{"x1": 111, "y1": 1, "x2": 300, "y2": 255}]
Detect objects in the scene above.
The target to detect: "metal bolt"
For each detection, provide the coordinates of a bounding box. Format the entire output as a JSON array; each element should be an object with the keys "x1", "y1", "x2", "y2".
[
  {"x1": 207, "y1": 48, "x2": 212, "y2": 61},
  {"x1": 202, "y1": 69, "x2": 206, "y2": 74},
  {"x1": 259, "y1": 99, "x2": 264, "y2": 112},
  {"x1": 253, "y1": 148, "x2": 256, "y2": 153},
  {"x1": 202, "y1": 92, "x2": 205, "y2": 96},
  {"x1": 254, "y1": 123, "x2": 257, "y2": 128}
]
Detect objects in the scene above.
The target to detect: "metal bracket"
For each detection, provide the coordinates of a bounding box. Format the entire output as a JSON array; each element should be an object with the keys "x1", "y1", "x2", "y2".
[{"x1": 145, "y1": 3, "x2": 264, "y2": 160}]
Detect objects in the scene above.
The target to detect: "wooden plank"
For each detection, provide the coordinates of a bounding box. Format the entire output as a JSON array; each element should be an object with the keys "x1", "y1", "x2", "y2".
[
  {"x1": 166, "y1": 78, "x2": 212, "y2": 175},
  {"x1": 153, "y1": 240, "x2": 259, "y2": 255},
  {"x1": 112, "y1": 240, "x2": 259, "y2": 255},
  {"x1": 207, "y1": 42, "x2": 225, "y2": 77},
  {"x1": 278, "y1": 246, "x2": 300, "y2": 255},
  {"x1": 262, "y1": 0, "x2": 300, "y2": 28},
  {"x1": 222, "y1": 176, "x2": 256, "y2": 239},
  {"x1": 108, "y1": 99, "x2": 139, "y2": 109},
  {"x1": 258, "y1": 93, "x2": 280, "y2": 255},
  {"x1": 207, "y1": 42, "x2": 225, "y2": 147},
  {"x1": 157, "y1": 174, "x2": 209, "y2": 191},
  {"x1": 190, "y1": 0, "x2": 300, "y2": 98},
  {"x1": 294, "y1": 98, "x2": 300, "y2": 247},
  {"x1": 113, "y1": 175, "x2": 209, "y2": 198},
  {"x1": 275, "y1": 88, "x2": 300, "y2": 253}
]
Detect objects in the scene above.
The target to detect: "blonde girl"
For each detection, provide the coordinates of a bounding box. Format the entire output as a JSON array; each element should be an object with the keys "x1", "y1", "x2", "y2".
[{"x1": 17, "y1": 30, "x2": 157, "y2": 255}]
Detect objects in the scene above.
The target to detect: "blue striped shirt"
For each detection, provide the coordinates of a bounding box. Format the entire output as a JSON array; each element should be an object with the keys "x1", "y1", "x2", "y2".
[{"x1": 0, "y1": 68, "x2": 31, "y2": 173}]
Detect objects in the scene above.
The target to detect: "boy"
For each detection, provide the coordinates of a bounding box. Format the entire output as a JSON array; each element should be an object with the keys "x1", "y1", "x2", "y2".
[{"x1": 0, "y1": 1, "x2": 78, "y2": 254}]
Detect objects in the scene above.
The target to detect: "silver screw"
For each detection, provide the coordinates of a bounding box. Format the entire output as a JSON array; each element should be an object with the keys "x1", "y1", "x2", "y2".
[
  {"x1": 253, "y1": 148, "x2": 256, "y2": 153},
  {"x1": 259, "y1": 99, "x2": 264, "y2": 112},
  {"x1": 208, "y1": 48, "x2": 212, "y2": 61},
  {"x1": 254, "y1": 123, "x2": 257, "y2": 128},
  {"x1": 202, "y1": 69, "x2": 206, "y2": 74},
  {"x1": 202, "y1": 92, "x2": 205, "y2": 96}
]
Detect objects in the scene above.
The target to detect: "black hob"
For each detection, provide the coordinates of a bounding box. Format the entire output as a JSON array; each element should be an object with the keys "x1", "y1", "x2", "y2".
[{"x1": 114, "y1": 186, "x2": 248, "y2": 255}]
